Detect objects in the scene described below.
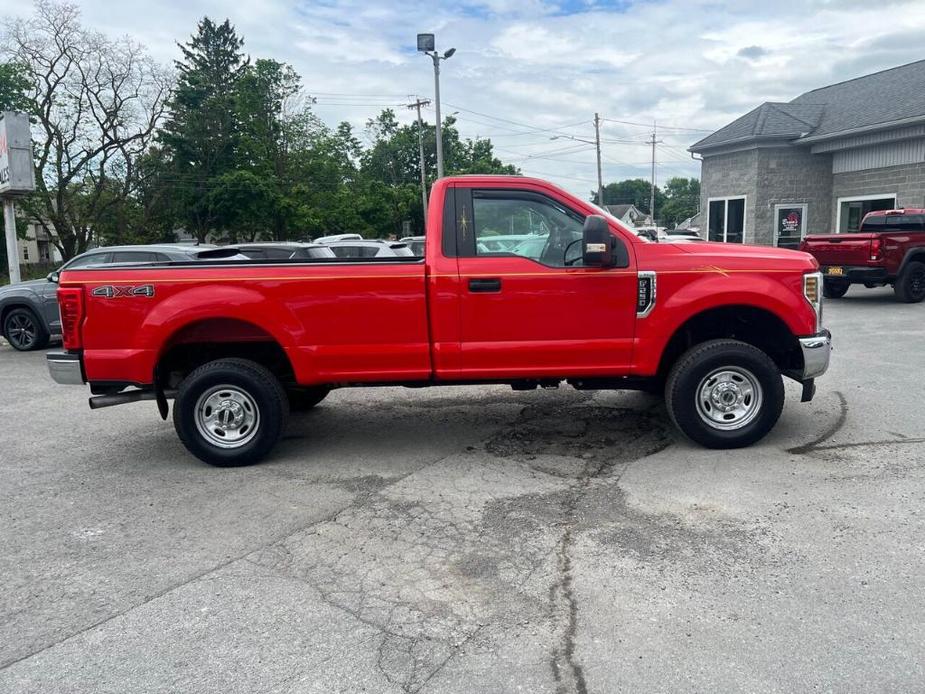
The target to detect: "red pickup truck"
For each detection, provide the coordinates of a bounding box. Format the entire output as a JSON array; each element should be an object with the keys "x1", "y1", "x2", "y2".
[
  {"x1": 800, "y1": 209, "x2": 925, "y2": 302},
  {"x1": 46, "y1": 176, "x2": 831, "y2": 466}
]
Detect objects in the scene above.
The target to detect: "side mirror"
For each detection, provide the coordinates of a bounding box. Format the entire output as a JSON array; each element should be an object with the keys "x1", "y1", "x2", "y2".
[
  {"x1": 582, "y1": 215, "x2": 615, "y2": 267},
  {"x1": 47, "y1": 271, "x2": 60, "y2": 284}
]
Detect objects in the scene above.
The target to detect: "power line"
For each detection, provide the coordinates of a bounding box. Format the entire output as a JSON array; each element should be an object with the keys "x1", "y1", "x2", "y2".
[{"x1": 601, "y1": 117, "x2": 714, "y2": 133}]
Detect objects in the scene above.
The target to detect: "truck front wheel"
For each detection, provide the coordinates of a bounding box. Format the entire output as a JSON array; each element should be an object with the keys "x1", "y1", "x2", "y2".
[
  {"x1": 173, "y1": 358, "x2": 289, "y2": 467},
  {"x1": 666, "y1": 340, "x2": 784, "y2": 449}
]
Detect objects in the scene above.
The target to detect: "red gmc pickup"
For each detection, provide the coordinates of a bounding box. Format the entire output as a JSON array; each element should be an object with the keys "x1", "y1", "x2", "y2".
[
  {"x1": 47, "y1": 175, "x2": 831, "y2": 466},
  {"x1": 800, "y1": 208, "x2": 925, "y2": 302}
]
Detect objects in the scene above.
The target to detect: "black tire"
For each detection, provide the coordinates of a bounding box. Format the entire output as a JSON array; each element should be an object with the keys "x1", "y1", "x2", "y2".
[
  {"x1": 823, "y1": 279, "x2": 849, "y2": 299},
  {"x1": 3, "y1": 307, "x2": 50, "y2": 351},
  {"x1": 666, "y1": 339, "x2": 785, "y2": 449},
  {"x1": 288, "y1": 386, "x2": 331, "y2": 412},
  {"x1": 173, "y1": 358, "x2": 288, "y2": 467},
  {"x1": 894, "y1": 261, "x2": 925, "y2": 303}
]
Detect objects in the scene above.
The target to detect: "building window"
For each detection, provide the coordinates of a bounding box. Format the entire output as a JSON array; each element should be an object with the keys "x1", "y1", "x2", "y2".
[
  {"x1": 774, "y1": 204, "x2": 808, "y2": 250},
  {"x1": 707, "y1": 196, "x2": 746, "y2": 243},
  {"x1": 22, "y1": 246, "x2": 29, "y2": 261},
  {"x1": 836, "y1": 194, "x2": 896, "y2": 233}
]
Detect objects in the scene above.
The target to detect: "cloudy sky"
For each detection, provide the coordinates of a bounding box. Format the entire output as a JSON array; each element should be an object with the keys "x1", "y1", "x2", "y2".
[{"x1": 27, "y1": 0, "x2": 925, "y2": 197}]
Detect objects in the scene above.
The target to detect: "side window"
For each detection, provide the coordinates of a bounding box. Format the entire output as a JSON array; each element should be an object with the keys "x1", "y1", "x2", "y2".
[
  {"x1": 64, "y1": 252, "x2": 110, "y2": 269},
  {"x1": 471, "y1": 192, "x2": 585, "y2": 267}
]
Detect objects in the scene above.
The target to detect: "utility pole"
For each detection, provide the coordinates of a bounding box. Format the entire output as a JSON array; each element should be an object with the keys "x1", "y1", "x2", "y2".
[
  {"x1": 594, "y1": 113, "x2": 603, "y2": 206},
  {"x1": 407, "y1": 98, "x2": 432, "y2": 215},
  {"x1": 550, "y1": 114, "x2": 604, "y2": 205},
  {"x1": 647, "y1": 123, "x2": 663, "y2": 225}
]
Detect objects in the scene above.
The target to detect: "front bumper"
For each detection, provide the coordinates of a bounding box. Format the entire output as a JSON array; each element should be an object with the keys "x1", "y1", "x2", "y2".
[
  {"x1": 47, "y1": 351, "x2": 85, "y2": 385},
  {"x1": 798, "y1": 329, "x2": 832, "y2": 380}
]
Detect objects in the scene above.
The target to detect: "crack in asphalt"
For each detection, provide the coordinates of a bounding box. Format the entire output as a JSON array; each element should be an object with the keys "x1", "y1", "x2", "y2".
[
  {"x1": 0, "y1": 447, "x2": 459, "y2": 674},
  {"x1": 787, "y1": 391, "x2": 848, "y2": 454}
]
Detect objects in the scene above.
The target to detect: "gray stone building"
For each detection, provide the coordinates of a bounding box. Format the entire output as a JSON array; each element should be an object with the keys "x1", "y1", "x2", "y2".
[{"x1": 690, "y1": 59, "x2": 925, "y2": 248}]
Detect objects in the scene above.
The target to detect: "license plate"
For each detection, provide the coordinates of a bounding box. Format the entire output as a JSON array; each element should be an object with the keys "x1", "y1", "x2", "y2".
[{"x1": 826, "y1": 266, "x2": 844, "y2": 276}]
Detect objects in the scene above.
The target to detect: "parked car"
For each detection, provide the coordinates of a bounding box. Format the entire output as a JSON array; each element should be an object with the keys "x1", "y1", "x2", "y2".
[
  {"x1": 231, "y1": 242, "x2": 336, "y2": 260},
  {"x1": 400, "y1": 236, "x2": 425, "y2": 256},
  {"x1": 1, "y1": 244, "x2": 230, "y2": 351},
  {"x1": 664, "y1": 229, "x2": 703, "y2": 242},
  {"x1": 319, "y1": 239, "x2": 415, "y2": 258},
  {"x1": 313, "y1": 233, "x2": 363, "y2": 244},
  {"x1": 800, "y1": 208, "x2": 925, "y2": 302},
  {"x1": 47, "y1": 174, "x2": 830, "y2": 466}
]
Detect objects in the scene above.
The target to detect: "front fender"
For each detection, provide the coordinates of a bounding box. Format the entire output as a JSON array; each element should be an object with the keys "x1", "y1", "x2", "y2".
[{"x1": 633, "y1": 271, "x2": 814, "y2": 375}]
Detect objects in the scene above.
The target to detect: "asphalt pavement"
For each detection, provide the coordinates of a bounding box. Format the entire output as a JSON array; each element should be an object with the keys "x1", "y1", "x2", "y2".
[{"x1": 0, "y1": 287, "x2": 923, "y2": 693}]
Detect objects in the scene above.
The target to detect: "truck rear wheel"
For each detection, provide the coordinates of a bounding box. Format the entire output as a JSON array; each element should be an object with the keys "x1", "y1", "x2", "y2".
[
  {"x1": 666, "y1": 340, "x2": 784, "y2": 449},
  {"x1": 894, "y1": 261, "x2": 925, "y2": 303},
  {"x1": 823, "y1": 279, "x2": 849, "y2": 299},
  {"x1": 173, "y1": 358, "x2": 289, "y2": 467}
]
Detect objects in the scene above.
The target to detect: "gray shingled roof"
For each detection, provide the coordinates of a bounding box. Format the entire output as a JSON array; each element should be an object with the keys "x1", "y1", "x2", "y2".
[{"x1": 691, "y1": 59, "x2": 925, "y2": 152}]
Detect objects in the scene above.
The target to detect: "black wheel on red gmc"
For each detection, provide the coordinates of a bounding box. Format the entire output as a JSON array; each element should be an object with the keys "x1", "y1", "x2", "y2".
[
  {"x1": 895, "y1": 261, "x2": 925, "y2": 303},
  {"x1": 823, "y1": 278, "x2": 849, "y2": 299},
  {"x1": 173, "y1": 358, "x2": 289, "y2": 466},
  {"x1": 665, "y1": 340, "x2": 785, "y2": 449}
]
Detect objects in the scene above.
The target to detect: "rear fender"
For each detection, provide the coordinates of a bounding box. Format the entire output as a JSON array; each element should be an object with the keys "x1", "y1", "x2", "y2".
[{"x1": 139, "y1": 285, "x2": 311, "y2": 381}]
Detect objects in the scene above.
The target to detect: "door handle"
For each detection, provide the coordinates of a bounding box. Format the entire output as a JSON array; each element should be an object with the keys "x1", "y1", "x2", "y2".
[{"x1": 468, "y1": 278, "x2": 502, "y2": 293}]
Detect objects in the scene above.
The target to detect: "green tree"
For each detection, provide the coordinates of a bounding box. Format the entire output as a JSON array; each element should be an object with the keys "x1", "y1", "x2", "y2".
[
  {"x1": 659, "y1": 177, "x2": 701, "y2": 227},
  {"x1": 3, "y1": 1, "x2": 171, "y2": 260},
  {"x1": 159, "y1": 17, "x2": 249, "y2": 242},
  {"x1": 593, "y1": 178, "x2": 666, "y2": 216}
]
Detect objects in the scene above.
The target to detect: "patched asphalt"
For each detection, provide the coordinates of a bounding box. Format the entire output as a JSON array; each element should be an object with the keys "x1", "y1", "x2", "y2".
[{"x1": 1, "y1": 287, "x2": 923, "y2": 693}]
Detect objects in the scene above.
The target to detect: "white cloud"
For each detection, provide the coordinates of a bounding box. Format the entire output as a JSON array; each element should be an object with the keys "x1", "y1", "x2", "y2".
[{"x1": 14, "y1": 0, "x2": 925, "y2": 197}]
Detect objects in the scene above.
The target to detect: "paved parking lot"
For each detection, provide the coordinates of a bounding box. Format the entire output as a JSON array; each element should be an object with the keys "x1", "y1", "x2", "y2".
[{"x1": 1, "y1": 288, "x2": 924, "y2": 693}]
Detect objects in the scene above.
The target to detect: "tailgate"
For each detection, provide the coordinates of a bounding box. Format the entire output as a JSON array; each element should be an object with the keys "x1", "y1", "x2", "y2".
[{"x1": 801, "y1": 234, "x2": 874, "y2": 267}]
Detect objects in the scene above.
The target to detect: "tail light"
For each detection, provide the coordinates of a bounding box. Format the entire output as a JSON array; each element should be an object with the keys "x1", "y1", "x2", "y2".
[
  {"x1": 58, "y1": 287, "x2": 84, "y2": 350},
  {"x1": 869, "y1": 238, "x2": 882, "y2": 261}
]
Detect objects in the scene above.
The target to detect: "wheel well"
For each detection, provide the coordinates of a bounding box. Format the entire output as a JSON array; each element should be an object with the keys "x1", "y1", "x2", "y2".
[
  {"x1": 657, "y1": 306, "x2": 802, "y2": 378},
  {"x1": 903, "y1": 251, "x2": 925, "y2": 269},
  {"x1": 1, "y1": 303, "x2": 35, "y2": 327},
  {"x1": 156, "y1": 318, "x2": 295, "y2": 390}
]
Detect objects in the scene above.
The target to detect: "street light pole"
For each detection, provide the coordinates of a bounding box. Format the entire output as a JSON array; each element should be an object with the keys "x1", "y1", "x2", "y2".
[
  {"x1": 417, "y1": 34, "x2": 455, "y2": 180},
  {"x1": 432, "y1": 53, "x2": 444, "y2": 179}
]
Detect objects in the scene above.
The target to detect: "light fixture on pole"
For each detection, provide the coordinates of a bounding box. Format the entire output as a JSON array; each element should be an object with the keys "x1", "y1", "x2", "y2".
[{"x1": 417, "y1": 33, "x2": 455, "y2": 179}]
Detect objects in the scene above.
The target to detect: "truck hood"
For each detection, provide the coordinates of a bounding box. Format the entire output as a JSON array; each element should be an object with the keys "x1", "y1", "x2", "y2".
[{"x1": 671, "y1": 241, "x2": 817, "y2": 269}]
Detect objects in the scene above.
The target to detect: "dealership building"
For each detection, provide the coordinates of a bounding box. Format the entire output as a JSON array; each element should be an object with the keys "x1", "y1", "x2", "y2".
[{"x1": 690, "y1": 59, "x2": 925, "y2": 248}]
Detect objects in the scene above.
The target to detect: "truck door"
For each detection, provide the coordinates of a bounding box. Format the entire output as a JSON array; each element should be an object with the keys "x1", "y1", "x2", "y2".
[{"x1": 453, "y1": 186, "x2": 637, "y2": 379}]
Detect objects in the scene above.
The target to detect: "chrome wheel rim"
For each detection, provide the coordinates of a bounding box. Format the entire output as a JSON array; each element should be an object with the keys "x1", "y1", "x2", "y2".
[
  {"x1": 6, "y1": 314, "x2": 37, "y2": 349},
  {"x1": 194, "y1": 385, "x2": 260, "y2": 449},
  {"x1": 695, "y1": 367, "x2": 763, "y2": 431}
]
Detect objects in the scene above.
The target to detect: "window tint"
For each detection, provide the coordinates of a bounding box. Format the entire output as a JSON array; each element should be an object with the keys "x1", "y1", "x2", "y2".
[
  {"x1": 301, "y1": 247, "x2": 335, "y2": 259},
  {"x1": 472, "y1": 193, "x2": 584, "y2": 267},
  {"x1": 65, "y1": 252, "x2": 110, "y2": 269},
  {"x1": 860, "y1": 214, "x2": 925, "y2": 232},
  {"x1": 111, "y1": 251, "x2": 159, "y2": 263}
]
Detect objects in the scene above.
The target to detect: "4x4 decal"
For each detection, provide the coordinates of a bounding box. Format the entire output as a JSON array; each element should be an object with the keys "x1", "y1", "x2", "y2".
[{"x1": 91, "y1": 284, "x2": 155, "y2": 298}]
